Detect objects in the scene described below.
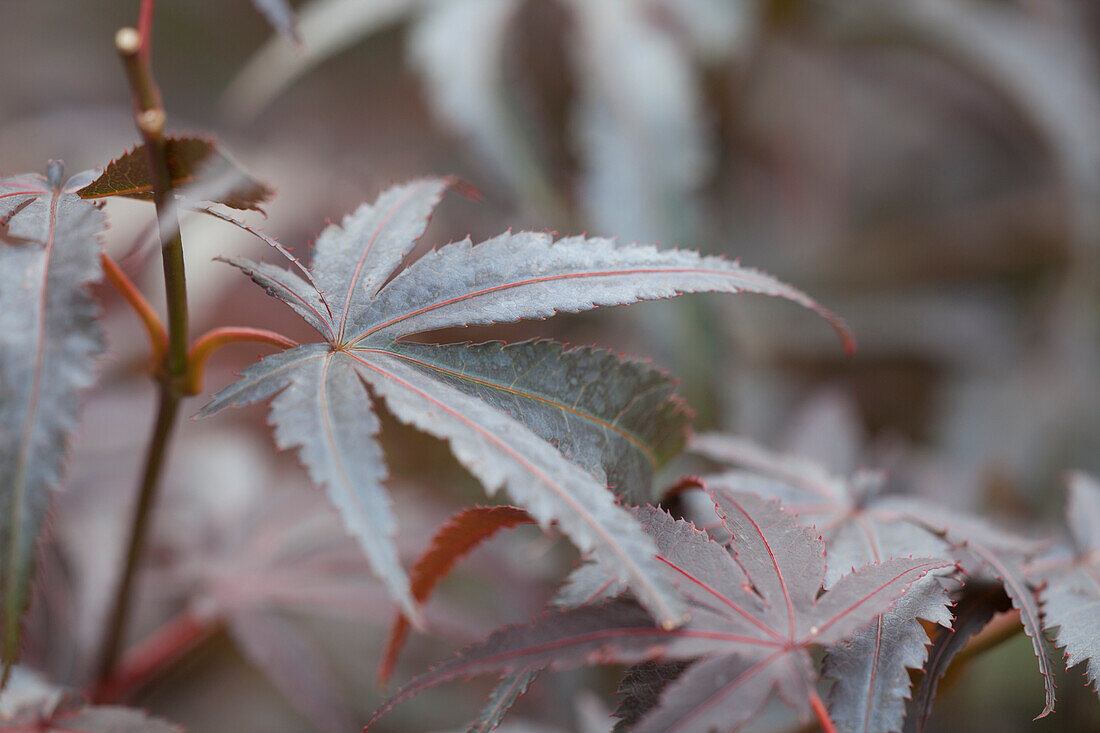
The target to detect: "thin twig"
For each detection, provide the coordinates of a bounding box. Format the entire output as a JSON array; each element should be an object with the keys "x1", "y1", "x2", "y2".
[
  {"x1": 100, "y1": 253, "x2": 168, "y2": 367},
  {"x1": 94, "y1": 3, "x2": 191, "y2": 689},
  {"x1": 185, "y1": 326, "x2": 297, "y2": 395}
]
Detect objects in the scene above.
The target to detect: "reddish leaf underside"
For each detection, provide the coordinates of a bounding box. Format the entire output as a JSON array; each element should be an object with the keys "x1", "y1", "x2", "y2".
[
  {"x1": 379, "y1": 505, "x2": 535, "y2": 686},
  {"x1": 77, "y1": 136, "x2": 273, "y2": 211}
]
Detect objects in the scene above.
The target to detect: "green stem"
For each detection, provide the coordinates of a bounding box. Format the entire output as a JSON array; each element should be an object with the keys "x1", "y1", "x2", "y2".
[
  {"x1": 92, "y1": 387, "x2": 180, "y2": 691},
  {"x1": 94, "y1": 8, "x2": 190, "y2": 689}
]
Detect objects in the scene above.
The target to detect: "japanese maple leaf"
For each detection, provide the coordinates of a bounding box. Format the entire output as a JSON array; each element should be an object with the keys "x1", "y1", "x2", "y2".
[
  {"x1": 692, "y1": 426, "x2": 1052, "y2": 729},
  {"x1": 0, "y1": 163, "x2": 105, "y2": 675},
  {"x1": 1033, "y1": 472, "x2": 1100, "y2": 697},
  {"x1": 197, "y1": 177, "x2": 851, "y2": 627},
  {"x1": 367, "y1": 492, "x2": 950, "y2": 732}
]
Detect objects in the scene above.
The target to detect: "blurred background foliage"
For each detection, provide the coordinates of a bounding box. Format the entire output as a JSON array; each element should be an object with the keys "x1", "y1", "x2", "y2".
[{"x1": 3, "y1": 0, "x2": 1099, "y2": 730}]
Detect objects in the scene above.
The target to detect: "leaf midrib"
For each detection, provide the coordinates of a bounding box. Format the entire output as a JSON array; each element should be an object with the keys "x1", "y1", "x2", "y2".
[
  {"x1": 336, "y1": 182, "x2": 431, "y2": 342},
  {"x1": 5, "y1": 187, "x2": 58, "y2": 658},
  {"x1": 346, "y1": 263, "x2": 788, "y2": 347}
]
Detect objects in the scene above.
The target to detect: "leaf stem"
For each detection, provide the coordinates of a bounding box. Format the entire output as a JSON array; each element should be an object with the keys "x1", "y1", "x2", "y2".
[
  {"x1": 94, "y1": 610, "x2": 217, "y2": 704},
  {"x1": 95, "y1": 7, "x2": 191, "y2": 689},
  {"x1": 185, "y1": 327, "x2": 297, "y2": 395},
  {"x1": 95, "y1": 385, "x2": 180, "y2": 687},
  {"x1": 100, "y1": 253, "x2": 168, "y2": 367},
  {"x1": 809, "y1": 688, "x2": 838, "y2": 733}
]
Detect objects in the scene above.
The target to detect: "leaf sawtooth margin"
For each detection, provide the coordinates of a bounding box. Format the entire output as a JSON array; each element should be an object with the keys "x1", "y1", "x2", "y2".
[
  {"x1": 694, "y1": 433, "x2": 957, "y2": 732},
  {"x1": 379, "y1": 505, "x2": 535, "y2": 686},
  {"x1": 1035, "y1": 472, "x2": 1100, "y2": 699},
  {"x1": 347, "y1": 230, "x2": 855, "y2": 352},
  {"x1": 200, "y1": 177, "x2": 853, "y2": 629},
  {"x1": 366, "y1": 498, "x2": 951, "y2": 731},
  {"x1": 197, "y1": 344, "x2": 418, "y2": 619},
  {"x1": 0, "y1": 166, "x2": 106, "y2": 675}
]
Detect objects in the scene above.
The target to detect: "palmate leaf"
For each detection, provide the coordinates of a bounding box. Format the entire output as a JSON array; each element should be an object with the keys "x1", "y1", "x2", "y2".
[
  {"x1": 367, "y1": 496, "x2": 950, "y2": 731},
  {"x1": 0, "y1": 164, "x2": 105, "y2": 675},
  {"x1": 199, "y1": 177, "x2": 852, "y2": 628},
  {"x1": 902, "y1": 504, "x2": 1056, "y2": 719},
  {"x1": 693, "y1": 432, "x2": 1054, "y2": 731},
  {"x1": 383, "y1": 341, "x2": 693, "y2": 502}
]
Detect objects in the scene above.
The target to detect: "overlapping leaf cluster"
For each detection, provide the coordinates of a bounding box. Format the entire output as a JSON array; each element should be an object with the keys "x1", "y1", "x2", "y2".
[
  {"x1": 692, "y1": 422, "x2": 1061, "y2": 730},
  {"x1": 369, "y1": 493, "x2": 951, "y2": 731},
  {"x1": 198, "y1": 177, "x2": 850, "y2": 629}
]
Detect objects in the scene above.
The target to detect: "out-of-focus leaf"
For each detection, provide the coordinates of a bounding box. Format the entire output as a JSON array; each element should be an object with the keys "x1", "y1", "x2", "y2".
[
  {"x1": 568, "y1": 0, "x2": 710, "y2": 243},
  {"x1": 77, "y1": 136, "x2": 273, "y2": 212},
  {"x1": 368, "y1": 498, "x2": 950, "y2": 731},
  {"x1": 155, "y1": 471, "x2": 408, "y2": 732},
  {"x1": 0, "y1": 165, "x2": 105, "y2": 675},
  {"x1": 903, "y1": 584, "x2": 1012, "y2": 733},
  {"x1": 831, "y1": 0, "x2": 1100, "y2": 249},
  {"x1": 223, "y1": 0, "x2": 426, "y2": 122},
  {"x1": 201, "y1": 177, "x2": 851, "y2": 630},
  {"x1": 1035, "y1": 472, "x2": 1100, "y2": 698},
  {"x1": 654, "y1": 0, "x2": 754, "y2": 62},
  {"x1": 410, "y1": 0, "x2": 538, "y2": 196},
  {"x1": 228, "y1": 611, "x2": 353, "y2": 733},
  {"x1": 0, "y1": 666, "x2": 180, "y2": 732},
  {"x1": 251, "y1": 0, "x2": 299, "y2": 41},
  {"x1": 694, "y1": 435, "x2": 953, "y2": 587},
  {"x1": 380, "y1": 505, "x2": 534, "y2": 686}
]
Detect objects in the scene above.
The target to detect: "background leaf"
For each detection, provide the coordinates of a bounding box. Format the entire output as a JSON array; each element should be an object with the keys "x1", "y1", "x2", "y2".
[
  {"x1": 251, "y1": 0, "x2": 299, "y2": 41},
  {"x1": 0, "y1": 666, "x2": 180, "y2": 732}
]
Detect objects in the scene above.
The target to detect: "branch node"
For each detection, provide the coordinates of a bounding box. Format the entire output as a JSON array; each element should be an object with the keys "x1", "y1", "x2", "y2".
[
  {"x1": 137, "y1": 108, "x2": 166, "y2": 137},
  {"x1": 115, "y1": 27, "x2": 141, "y2": 56}
]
